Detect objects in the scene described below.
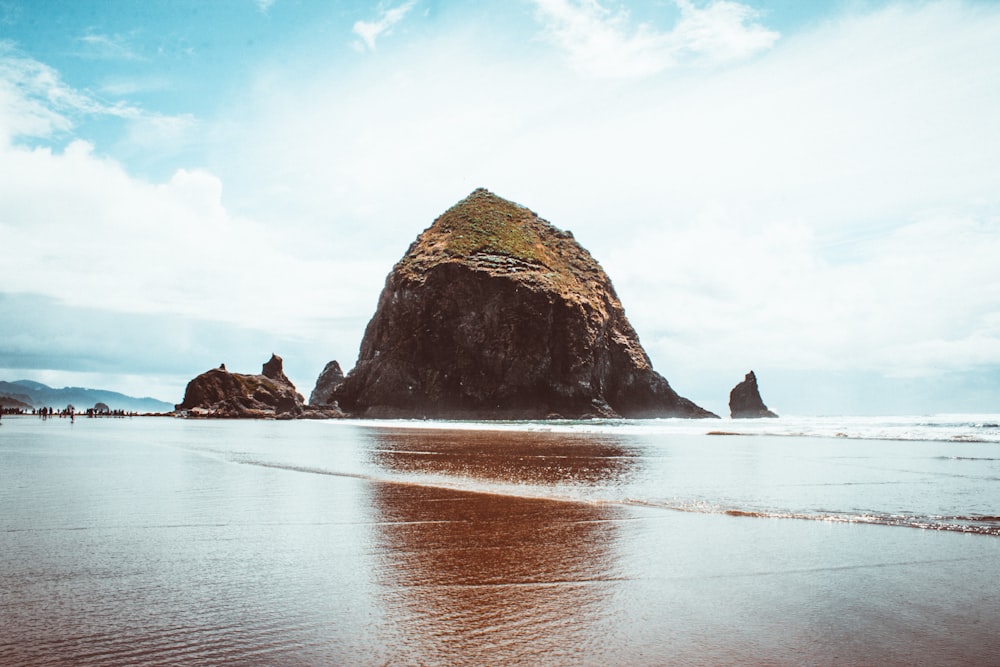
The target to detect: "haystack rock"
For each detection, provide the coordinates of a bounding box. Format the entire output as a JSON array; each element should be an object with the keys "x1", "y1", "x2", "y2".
[
  {"x1": 332, "y1": 188, "x2": 717, "y2": 420},
  {"x1": 176, "y1": 354, "x2": 311, "y2": 418},
  {"x1": 309, "y1": 360, "x2": 344, "y2": 407},
  {"x1": 729, "y1": 371, "x2": 778, "y2": 418}
]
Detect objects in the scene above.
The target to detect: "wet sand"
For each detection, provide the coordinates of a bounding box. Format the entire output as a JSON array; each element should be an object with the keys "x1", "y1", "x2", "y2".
[
  {"x1": 2, "y1": 419, "x2": 999, "y2": 665},
  {"x1": 371, "y1": 484, "x2": 1000, "y2": 666}
]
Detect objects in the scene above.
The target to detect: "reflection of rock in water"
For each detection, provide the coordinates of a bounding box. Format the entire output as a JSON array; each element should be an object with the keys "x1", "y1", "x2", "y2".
[
  {"x1": 360, "y1": 429, "x2": 636, "y2": 664},
  {"x1": 366, "y1": 480, "x2": 627, "y2": 666},
  {"x1": 365, "y1": 427, "x2": 639, "y2": 488}
]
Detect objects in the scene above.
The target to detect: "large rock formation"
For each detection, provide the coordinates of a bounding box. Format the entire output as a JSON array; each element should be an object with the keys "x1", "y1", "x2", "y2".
[
  {"x1": 309, "y1": 360, "x2": 344, "y2": 407},
  {"x1": 176, "y1": 354, "x2": 341, "y2": 419},
  {"x1": 729, "y1": 371, "x2": 778, "y2": 418},
  {"x1": 332, "y1": 188, "x2": 716, "y2": 420}
]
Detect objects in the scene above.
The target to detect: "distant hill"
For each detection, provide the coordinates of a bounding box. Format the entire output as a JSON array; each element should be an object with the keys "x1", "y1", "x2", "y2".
[
  {"x1": 0, "y1": 380, "x2": 173, "y2": 413},
  {"x1": 0, "y1": 393, "x2": 33, "y2": 410}
]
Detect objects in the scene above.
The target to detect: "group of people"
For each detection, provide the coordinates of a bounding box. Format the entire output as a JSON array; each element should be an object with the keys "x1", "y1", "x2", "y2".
[
  {"x1": 82, "y1": 407, "x2": 136, "y2": 418},
  {"x1": 0, "y1": 407, "x2": 137, "y2": 418},
  {"x1": 34, "y1": 407, "x2": 76, "y2": 421},
  {"x1": 0, "y1": 406, "x2": 138, "y2": 422}
]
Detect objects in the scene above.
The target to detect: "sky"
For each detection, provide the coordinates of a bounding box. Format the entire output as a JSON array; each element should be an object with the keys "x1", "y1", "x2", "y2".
[{"x1": 1, "y1": 0, "x2": 999, "y2": 416}]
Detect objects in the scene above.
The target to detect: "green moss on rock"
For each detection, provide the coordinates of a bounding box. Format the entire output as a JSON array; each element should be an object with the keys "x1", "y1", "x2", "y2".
[{"x1": 396, "y1": 188, "x2": 608, "y2": 304}]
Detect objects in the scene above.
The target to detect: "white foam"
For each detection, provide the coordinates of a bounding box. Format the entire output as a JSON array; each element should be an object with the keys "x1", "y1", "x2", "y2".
[{"x1": 323, "y1": 414, "x2": 1000, "y2": 443}]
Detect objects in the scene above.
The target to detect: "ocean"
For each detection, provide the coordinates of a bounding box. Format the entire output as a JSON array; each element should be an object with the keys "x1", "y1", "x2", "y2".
[{"x1": 2, "y1": 415, "x2": 999, "y2": 665}]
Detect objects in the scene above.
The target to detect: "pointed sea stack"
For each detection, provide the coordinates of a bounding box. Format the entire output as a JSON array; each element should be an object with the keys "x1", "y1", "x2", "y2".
[
  {"x1": 332, "y1": 188, "x2": 716, "y2": 420},
  {"x1": 729, "y1": 371, "x2": 778, "y2": 418},
  {"x1": 309, "y1": 360, "x2": 344, "y2": 407}
]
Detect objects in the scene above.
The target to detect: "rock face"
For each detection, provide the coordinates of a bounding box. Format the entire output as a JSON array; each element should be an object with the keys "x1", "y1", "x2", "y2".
[
  {"x1": 332, "y1": 188, "x2": 716, "y2": 420},
  {"x1": 309, "y1": 360, "x2": 345, "y2": 407},
  {"x1": 176, "y1": 354, "x2": 319, "y2": 419},
  {"x1": 729, "y1": 371, "x2": 778, "y2": 418}
]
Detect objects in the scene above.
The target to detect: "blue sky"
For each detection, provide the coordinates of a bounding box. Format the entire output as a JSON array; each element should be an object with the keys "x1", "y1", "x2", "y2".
[{"x1": 1, "y1": 0, "x2": 999, "y2": 416}]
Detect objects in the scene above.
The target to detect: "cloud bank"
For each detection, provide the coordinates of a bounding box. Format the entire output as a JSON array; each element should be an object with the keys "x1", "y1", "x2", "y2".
[
  {"x1": 353, "y1": 1, "x2": 418, "y2": 52},
  {"x1": 531, "y1": 0, "x2": 779, "y2": 77}
]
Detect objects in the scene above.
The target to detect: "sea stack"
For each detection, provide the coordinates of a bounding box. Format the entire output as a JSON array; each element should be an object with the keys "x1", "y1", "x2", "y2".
[
  {"x1": 729, "y1": 371, "x2": 778, "y2": 418},
  {"x1": 309, "y1": 360, "x2": 344, "y2": 407},
  {"x1": 332, "y1": 188, "x2": 716, "y2": 420},
  {"x1": 175, "y1": 354, "x2": 308, "y2": 418}
]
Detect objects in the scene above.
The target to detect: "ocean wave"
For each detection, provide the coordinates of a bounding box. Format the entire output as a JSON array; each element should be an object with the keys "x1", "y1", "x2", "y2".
[
  {"x1": 227, "y1": 453, "x2": 1000, "y2": 538},
  {"x1": 326, "y1": 414, "x2": 1000, "y2": 444},
  {"x1": 625, "y1": 499, "x2": 1000, "y2": 537}
]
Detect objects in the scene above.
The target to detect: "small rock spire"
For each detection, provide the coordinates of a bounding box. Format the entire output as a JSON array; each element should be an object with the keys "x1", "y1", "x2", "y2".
[
  {"x1": 729, "y1": 370, "x2": 778, "y2": 419},
  {"x1": 262, "y1": 354, "x2": 291, "y2": 385}
]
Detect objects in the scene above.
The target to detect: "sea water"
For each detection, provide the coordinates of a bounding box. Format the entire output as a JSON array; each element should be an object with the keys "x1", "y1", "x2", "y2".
[
  {"x1": 2, "y1": 415, "x2": 999, "y2": 665},
  {"x1": 329, "y1": 415, "x2": 1000, "y2": 535}
]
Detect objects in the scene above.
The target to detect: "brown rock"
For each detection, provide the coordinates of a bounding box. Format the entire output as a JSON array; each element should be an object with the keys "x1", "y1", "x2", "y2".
[
  {"x1": 175, "y1": 354, "x2": 309, "y2": 418},
  {"x1": 332, "y1": 188, "x2": 717, "y2": 420},
  {"x1": 729, "y1": 371, "x2": 778, "y2": 418}
]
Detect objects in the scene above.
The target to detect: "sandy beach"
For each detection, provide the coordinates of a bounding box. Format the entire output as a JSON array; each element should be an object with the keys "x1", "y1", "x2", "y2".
[
  {"x1": 2, "y1": 418, "x2": 999, "y2": 665},
  {"x1": 359, "y1": 481, "x2": 1000, "y2": 666}
]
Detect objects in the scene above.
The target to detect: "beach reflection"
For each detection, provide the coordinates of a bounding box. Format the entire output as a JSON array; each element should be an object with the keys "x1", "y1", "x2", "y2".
[
  {"x1": 363, "y1": 428, "x2": 634, "y2": 666},
  {"x1": 366, "y1": 427, "x2": 640, "y2": 489}
]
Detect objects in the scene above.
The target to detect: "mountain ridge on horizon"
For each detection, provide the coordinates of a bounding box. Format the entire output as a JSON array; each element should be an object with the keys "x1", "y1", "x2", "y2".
[{"x1": 0, "y1": 379, "x2": 173, "y2": 413}]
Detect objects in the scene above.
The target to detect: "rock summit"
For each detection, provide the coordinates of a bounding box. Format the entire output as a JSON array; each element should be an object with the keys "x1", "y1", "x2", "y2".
[{"x1": 332, "y1": 188, "x2": 716, "y2": 419}]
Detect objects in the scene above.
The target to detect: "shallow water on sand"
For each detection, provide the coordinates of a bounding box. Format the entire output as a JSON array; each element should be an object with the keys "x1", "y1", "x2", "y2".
[{"x1": 1, "y1": 417, "x2": 999, "y2": 665}]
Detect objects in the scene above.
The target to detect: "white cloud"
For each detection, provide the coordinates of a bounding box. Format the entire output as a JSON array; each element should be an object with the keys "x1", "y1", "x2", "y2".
[
  {"x1": 0, "y1": 129, "x2": 365, "y2": 341},
  {"x1": 78, "y1": 32, "x2": 143, "y2": 61},
  {"x1": 0, "y1": 42, "x2": 184, "y2": 146},
  {"x1": 605, "y1": 211, "x2": 1000, "y2": 380},
  {"x1": 531, "y1": 0, "x2": 778, "y2": 77},
  {"x1": 0, "y1": 43, "x2": 89, "y2": 141},
  {"x1": 120, "y1": 112, "x2": 198, "y2": 154},
  {"x1": 214, "y1": 1, "x2": 1000, "y2": 390},
  {"x1": 98, "y1": 75, "x2": 172, "y2": 97},
  {"x1": 352, "y1": 1, "x2": 417, "y2": 52},
  {"x1": 670, "y1": 0, "x2": 780, "y2": 64},
  {"x1": 0, "y1": 46, "x2": 382, "y2": 368}
]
